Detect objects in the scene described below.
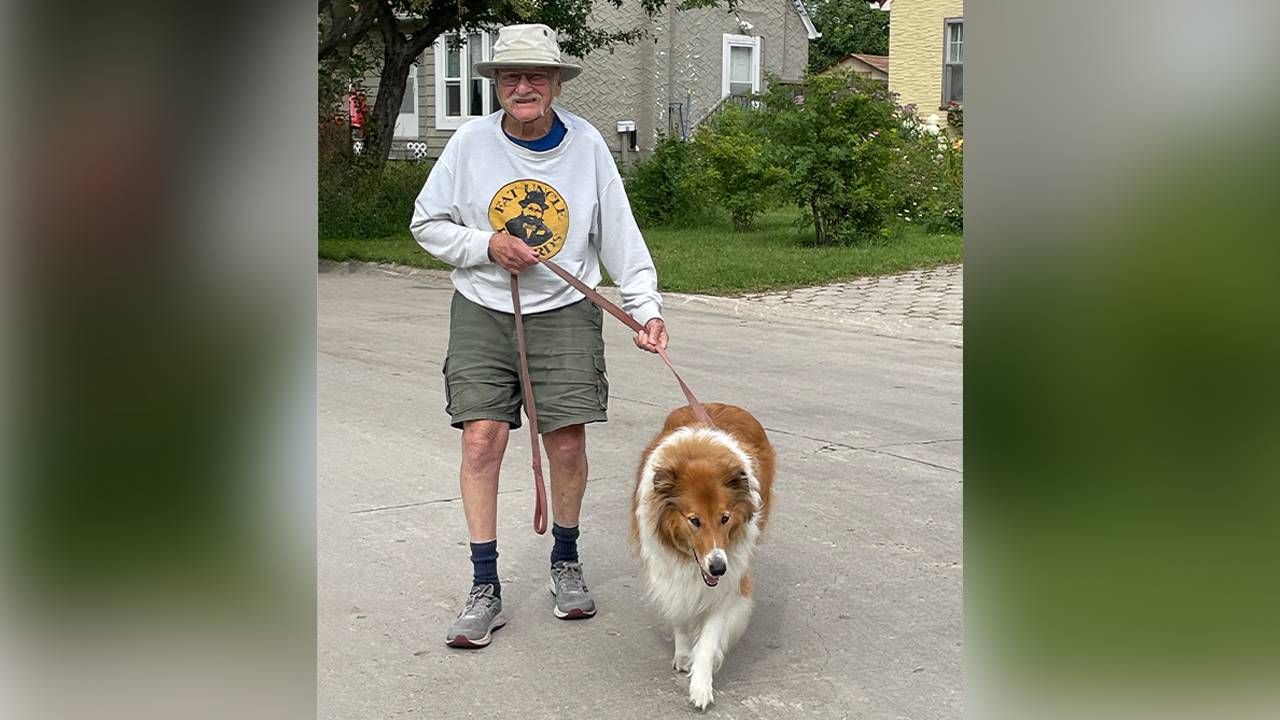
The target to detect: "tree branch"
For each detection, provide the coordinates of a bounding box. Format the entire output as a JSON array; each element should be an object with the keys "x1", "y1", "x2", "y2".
[
  {"x1": 319, "y1": 0, "x2": 378, "y2": 61},
  {"x1": 371, "y1": 0, "x2": 456, "y2": 60},
  {"x1": 406, "y1": 11, "x2": 455, "y2": 57},
  {"x1": 373, "y1": 0, "x2": 400, "y2": 41}
]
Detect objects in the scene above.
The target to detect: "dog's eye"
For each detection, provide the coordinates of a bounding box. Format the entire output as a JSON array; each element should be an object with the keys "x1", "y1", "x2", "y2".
[
  {"x1": 720, "y1": 513, "x2": 730, "y2": 525},
  {"x1": 688, "y1": 516, "x2": 701, "y2": 528}
]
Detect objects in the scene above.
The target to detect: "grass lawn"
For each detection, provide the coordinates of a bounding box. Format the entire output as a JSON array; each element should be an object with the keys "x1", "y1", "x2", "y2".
[{"x1": 318, "y1": 210, "x2": 962, "y2": 296}]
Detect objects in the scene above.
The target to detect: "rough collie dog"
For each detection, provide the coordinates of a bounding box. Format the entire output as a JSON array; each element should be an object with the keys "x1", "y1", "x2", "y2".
[{"x1": 631, "y1": 402, "x2": 775, "y2": 710}]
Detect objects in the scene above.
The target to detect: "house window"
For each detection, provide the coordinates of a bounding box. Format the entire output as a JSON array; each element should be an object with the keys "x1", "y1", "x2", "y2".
[
  {"x1": 435, "y1": 30, "x2": 495, "y2": 130},
  {"x1": 943, "y1": 18, "x2": 963, "y2": 105},
  {"x1": 394, "y1": 66, "x2": 419, "y2": 138},
  {"x1": 721, "y1": 34, "x2": 761, "y2": 98}
]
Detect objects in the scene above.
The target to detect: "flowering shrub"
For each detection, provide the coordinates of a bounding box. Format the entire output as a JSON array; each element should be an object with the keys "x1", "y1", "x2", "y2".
[
  {"x1": 887, "y1": 109, "x2": 964, "y2": 233},
  {"x1": 931, "y1": 134, "x2": 964, "y2": 232}
]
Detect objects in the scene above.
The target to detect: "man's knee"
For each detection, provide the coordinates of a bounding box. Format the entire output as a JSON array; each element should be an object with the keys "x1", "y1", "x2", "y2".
[
  {"x1": 543, "y1": 424, "x2": 586, "y2": 464},
  {"x1": 461, "y1": 420, "x2": 508, "y2": 467}
]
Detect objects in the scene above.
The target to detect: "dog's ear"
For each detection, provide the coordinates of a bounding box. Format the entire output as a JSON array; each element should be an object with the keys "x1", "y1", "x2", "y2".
[
  {"x1": 651, "y1": 466, "x2": 677, "y2": 495},
  {"x1": 725, "y1": 468, "x2": 750, "y2": 491}
]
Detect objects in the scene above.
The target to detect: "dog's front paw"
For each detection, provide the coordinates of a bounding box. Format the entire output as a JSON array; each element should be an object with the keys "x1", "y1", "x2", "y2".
[
  {"x1": 672, "y1": 652, "x2": 691, "y2": 673},
  {"x1": 688, "y1": 675, "x2": 714, "y2": 711}
]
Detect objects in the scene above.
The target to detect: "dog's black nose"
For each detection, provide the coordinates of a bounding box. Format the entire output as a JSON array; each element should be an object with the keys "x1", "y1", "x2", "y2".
[{"x1": 708, "y1": 557, "x2": 727, "y2": 577}]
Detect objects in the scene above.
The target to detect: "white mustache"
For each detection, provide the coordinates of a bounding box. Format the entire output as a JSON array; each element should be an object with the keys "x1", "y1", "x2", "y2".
[{"x1": 503, "y1": 93, "x2": 547, "y2": 120}]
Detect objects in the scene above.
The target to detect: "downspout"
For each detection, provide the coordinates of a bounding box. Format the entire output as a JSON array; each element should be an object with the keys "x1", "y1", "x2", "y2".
[
  {"x1": 666, "y1": 4, "x2": 676, "y2": 112},
  {"x1": 636, "y1": 4, "x2": 656, "y2": 157},
  {"x1": 782, "y1": 1, "x2": 788, "y2": 81}
]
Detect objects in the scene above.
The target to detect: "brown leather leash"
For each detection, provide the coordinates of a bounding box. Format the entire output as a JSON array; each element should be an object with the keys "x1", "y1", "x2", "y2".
[{"x1": 510, "y1": 258, "x2": 712, "y2": 534}]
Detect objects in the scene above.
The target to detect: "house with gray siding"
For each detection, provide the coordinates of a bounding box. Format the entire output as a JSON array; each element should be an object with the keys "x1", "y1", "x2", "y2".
[{"x1": 362, "y1": 0, "x2": 817, "y2": 163}]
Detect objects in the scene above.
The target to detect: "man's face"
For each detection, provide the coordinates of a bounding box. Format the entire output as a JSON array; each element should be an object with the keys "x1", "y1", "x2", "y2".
[
  {"x1": 523, "y1": 204, "x2": 544, "y2": 220},
  {"x1": 496, "y1": 67, "x2": 561, "y2": 124}
]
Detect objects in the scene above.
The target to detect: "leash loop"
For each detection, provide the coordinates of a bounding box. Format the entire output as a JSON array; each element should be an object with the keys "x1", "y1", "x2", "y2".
[{"x1": 510, "y1": 273, "x2": 549, "y2": 535}]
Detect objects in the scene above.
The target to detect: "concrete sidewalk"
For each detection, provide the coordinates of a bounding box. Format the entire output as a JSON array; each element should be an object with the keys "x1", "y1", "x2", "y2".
[{"x1": 319, "y1": 264, "x2": 962, "y2": 719}]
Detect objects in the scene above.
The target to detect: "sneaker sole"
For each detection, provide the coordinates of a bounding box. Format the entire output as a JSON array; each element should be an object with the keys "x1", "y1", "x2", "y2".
[
  {"x1": 445, "y1": 616, "x2": 506, "y2": 649},
  {"x1": 549, "y1": 583, "x2": 596, "y2": 620}
]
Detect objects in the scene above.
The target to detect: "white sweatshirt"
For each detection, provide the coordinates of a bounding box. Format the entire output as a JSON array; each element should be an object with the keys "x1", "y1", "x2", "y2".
[{"x1": 410, "y1": 108, "x2": 663, "y2": 326}]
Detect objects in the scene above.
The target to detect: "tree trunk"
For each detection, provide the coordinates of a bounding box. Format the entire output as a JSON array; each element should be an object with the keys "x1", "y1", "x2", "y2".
[
  {"x1": 812, "y1": 198, "x2": 829, "y2": 245},
  {"x1": 361, "y1": 7, "x2": 451, "y2": 172}
]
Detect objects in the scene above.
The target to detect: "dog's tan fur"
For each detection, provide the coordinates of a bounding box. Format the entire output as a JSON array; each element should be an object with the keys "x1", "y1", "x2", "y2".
[{"x1": 630, "y1": 403, "x2": 774, "y2": 557}]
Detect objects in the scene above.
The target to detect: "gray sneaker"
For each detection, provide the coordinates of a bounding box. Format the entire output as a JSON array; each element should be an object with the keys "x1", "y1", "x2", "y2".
[
  {"x1": 445, "y1": 584, "x2": 506, "y2": 648},
  {"x1": 549, "y1": 561, "x2": 597, "y2": 619}
]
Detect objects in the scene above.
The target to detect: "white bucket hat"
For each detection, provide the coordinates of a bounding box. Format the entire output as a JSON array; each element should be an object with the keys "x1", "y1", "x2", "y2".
[{"x1": 474, "y1": 24, "x2": 582, "y2": 81}]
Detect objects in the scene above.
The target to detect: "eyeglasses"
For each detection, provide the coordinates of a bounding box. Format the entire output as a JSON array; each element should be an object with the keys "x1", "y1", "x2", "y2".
[{"x1": 496, "y1": 70, "x2": 552, "y2": 87}]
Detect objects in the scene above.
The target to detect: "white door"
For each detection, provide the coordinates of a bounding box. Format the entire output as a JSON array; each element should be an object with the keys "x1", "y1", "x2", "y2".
[{"x1": 395, "y1": 66, "x2": 419, "y2": 138}]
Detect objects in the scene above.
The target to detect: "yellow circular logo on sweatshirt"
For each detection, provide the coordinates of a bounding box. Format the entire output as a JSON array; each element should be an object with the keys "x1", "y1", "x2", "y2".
[{"x1": 488, "y1": 179, "x2": 569, "y2": 260}]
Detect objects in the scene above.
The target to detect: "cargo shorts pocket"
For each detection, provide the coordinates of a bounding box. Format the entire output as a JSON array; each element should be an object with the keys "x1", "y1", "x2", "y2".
[
  {"x1": 593, "y1": 350, "x2": 609, "y2": 410},
  {"x1": 441, "y1": 358, "x2": 453, "y2": 415}
]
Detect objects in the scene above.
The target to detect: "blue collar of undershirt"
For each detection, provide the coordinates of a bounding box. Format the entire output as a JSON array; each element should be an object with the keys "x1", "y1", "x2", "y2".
[{"x1": 504, "y1": 112, "x2": 567, "y2": 151}]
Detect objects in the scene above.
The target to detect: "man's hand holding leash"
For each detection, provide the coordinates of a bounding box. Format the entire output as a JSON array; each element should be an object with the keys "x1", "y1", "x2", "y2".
[
  {"x1": 489, "y1": 231, "x2": 539, "y2": 273},
  {"x1": 634, "y1": 318, "x2": 667, "y2": 353}
]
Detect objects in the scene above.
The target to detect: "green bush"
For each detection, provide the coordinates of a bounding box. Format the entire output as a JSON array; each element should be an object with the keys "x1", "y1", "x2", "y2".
[
  {"x1": 758, "y1": 72, "x2": 899, "y2": 244},
  {"x1": 887, "y1": 112, "x2": 964, "y2": 233},
  {"x1": 623, "y1": 136, "x2": 708, "y2": 227},
  {"x1": 693, "y1": 105, "x2": 788, "y2": 232},
  {"x1": 932, "y1": 135, "x2": 964, "y2": 232},
  {"x1": 318, "y1": 159, "x2": 431, "y2": 239}
]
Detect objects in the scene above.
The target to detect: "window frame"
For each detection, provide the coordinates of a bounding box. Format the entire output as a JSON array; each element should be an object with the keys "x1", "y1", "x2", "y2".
[
  {"x1": 434, "y1": 30, "x2": 495, "y2": 131},
  {"x1": 721, "y1": 33, "x2": 762, "y2": 98},
  {"x1": 942, "y1": 17, "x2": 964, "y2": 107}
]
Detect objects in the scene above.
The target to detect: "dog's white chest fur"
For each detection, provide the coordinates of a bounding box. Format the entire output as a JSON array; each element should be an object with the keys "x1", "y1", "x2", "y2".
[{"x1": 636, "y1": 532, "x2": 756, "y2": 621}]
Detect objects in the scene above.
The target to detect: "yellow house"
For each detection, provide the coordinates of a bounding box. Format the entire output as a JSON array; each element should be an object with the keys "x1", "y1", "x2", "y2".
[{"x1": 888, "y1": 0, "x2": 964, "y2": 127}]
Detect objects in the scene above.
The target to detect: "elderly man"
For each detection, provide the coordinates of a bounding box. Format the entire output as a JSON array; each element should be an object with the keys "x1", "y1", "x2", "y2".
[{"x1": 410, "y1": 23, "x2": 668, "y2": 649}]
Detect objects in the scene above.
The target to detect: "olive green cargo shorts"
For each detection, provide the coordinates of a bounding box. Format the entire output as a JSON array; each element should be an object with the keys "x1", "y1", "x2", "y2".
[{"x1": 443, "y1": 291, "x2": 608, "y2": 432}]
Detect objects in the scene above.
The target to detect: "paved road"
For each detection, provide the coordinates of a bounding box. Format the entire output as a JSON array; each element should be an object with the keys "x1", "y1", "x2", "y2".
[{"x1": 319, "y1": 263, "x2": 962, "y2": 719}]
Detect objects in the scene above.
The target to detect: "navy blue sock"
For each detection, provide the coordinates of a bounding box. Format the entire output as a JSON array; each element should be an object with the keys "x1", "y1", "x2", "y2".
[
  {"x1": 550, "y1": 523, "x2": 580, "y2": 565},
  {"x1": 470, "y1": 540, "x2": 500, "y2": 597}
]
